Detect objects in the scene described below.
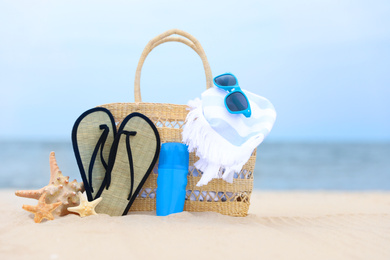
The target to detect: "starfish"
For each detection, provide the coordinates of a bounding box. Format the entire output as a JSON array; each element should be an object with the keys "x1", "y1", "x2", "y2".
[
  {"x1": 67, "y1": 192, "x2": 102, "y2": 217},
  {"x1": 15, "y1": 151, "x2": 84, "y2": 216},
  {"x1": 22, "y1": 192, "x2": 62, "y2": 223}
]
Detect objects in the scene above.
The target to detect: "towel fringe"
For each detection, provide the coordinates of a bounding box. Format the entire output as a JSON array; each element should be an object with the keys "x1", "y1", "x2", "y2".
[{"x1": 182, "y1": 98, "x2": 264, "y2": 186}]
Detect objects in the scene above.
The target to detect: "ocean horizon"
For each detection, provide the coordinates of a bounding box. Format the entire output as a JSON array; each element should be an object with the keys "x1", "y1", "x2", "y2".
[{"x1": 1, "y1": 140, "x2": 389, "y2": 191}]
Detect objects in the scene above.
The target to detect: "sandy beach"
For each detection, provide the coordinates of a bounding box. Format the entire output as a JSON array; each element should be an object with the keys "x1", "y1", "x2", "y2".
[{"x1": 1, "y1": 190, "x2": 389, "y2": 260}]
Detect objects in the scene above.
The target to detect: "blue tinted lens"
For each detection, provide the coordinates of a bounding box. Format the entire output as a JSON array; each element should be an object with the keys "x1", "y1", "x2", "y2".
[
  {"x1": 226, "y1": 92, "x2": 248, "y2": 111},
  {"x1": 214, "y1": 74, "x2": 237, "y2": 86}
]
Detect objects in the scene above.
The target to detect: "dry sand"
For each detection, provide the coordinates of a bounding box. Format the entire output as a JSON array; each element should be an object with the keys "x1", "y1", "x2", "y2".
[{"x1": 1, "y1": 190, "x2": 389, "y2": 260}]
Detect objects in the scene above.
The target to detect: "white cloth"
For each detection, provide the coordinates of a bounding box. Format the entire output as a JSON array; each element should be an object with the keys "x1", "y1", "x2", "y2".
[{"x1": 182, "y1": 87, "x2": 276, "y2": 186}]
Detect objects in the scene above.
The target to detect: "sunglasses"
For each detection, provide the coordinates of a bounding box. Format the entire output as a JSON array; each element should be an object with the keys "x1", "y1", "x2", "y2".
[{"x1": 213, "y1": 73, "x2": 252, "y2": 118}]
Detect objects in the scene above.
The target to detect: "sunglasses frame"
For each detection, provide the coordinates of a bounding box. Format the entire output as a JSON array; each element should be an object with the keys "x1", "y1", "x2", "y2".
[{"x1": 213, "y1": 73, "x2": 252, "y2": 118}]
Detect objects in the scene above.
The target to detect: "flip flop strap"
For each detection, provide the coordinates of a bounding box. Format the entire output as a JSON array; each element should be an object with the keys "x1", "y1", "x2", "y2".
[
  {"x1": 88, "y1": 124, "x2": 109, "y2": 193},
  {"x1": 124, "y1": 131, "x2": 136, "y2": 200},
  {"x1": 106, "y1": 130, "x2": 137, "y2": 201}
]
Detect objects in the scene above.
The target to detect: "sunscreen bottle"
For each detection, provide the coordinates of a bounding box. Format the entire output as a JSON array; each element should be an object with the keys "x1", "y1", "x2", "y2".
[{"x1": 156, "y1": 143, "x2": 189, "y2": 216}]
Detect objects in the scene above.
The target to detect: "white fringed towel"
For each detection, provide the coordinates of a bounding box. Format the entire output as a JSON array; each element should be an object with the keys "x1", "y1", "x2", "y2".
[{"x1": 182, "y1": 87, "x2": 276, "y2": 186}]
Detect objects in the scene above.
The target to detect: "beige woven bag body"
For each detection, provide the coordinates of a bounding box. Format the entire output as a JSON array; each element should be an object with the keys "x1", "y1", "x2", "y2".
[{"x1": 98, "y1": 29, "x2": 255, "y2": 217}]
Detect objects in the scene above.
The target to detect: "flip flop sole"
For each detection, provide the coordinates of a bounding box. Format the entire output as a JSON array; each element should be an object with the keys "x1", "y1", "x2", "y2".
[
  {"x1": 72, "y1": 107, "x2": 117, "y2": 201},
  {"x1": 95, "y1": 113, "x2": 160, "y2": 216}
]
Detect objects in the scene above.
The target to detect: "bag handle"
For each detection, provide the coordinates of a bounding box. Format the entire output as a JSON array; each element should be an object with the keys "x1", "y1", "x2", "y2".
[{"x1": 134, "y1": 29, "x2": 213, "y2": 103}]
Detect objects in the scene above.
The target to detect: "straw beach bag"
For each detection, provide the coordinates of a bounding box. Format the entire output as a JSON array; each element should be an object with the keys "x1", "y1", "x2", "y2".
[{"x1": 98, "y1": 29, "x2": 255, "y2": 217}]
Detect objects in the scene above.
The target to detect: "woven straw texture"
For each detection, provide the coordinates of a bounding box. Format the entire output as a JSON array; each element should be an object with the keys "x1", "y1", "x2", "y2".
[
  {"x1": 95, "y1": 115, "x2": 159, "y2": 216},
  {"x1": 98, "y1": 29, "x2": 255, "y2": 217},
  {"x1": 75, "y1": 110, "x2": 116, "y2": 199}
]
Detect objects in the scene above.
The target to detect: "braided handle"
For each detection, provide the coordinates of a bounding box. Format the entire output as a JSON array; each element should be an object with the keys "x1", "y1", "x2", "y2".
[{"x1": 134, "y1": 29, "x2": 212, "y2": 103}]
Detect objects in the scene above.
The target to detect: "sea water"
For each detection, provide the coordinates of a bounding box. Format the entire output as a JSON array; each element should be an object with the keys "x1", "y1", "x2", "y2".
[
  {"x1": 255, "y1": 142, "x2": 390, "y2": 190},
  {"x1": 1, "y1": 141, "x2": 389, "y2": 190}
]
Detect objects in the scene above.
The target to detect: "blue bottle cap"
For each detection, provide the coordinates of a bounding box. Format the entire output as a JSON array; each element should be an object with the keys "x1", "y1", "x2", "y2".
[{"x1": 158, "y1": 142, "x2": 189, "y2": 170}]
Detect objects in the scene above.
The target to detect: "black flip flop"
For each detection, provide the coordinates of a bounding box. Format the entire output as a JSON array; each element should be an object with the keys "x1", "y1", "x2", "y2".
[
  {"x1": 95, "y1": 113, "x2": 160, "y2": 216},
  {"x1": 72, "y1": 107, "x2": 117, "y2": 201}
]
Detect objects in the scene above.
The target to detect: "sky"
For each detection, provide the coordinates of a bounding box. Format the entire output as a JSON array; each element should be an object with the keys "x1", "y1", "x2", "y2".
[{"x1": 0, "y1": 0, "x2": 389, "y2": 142}]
